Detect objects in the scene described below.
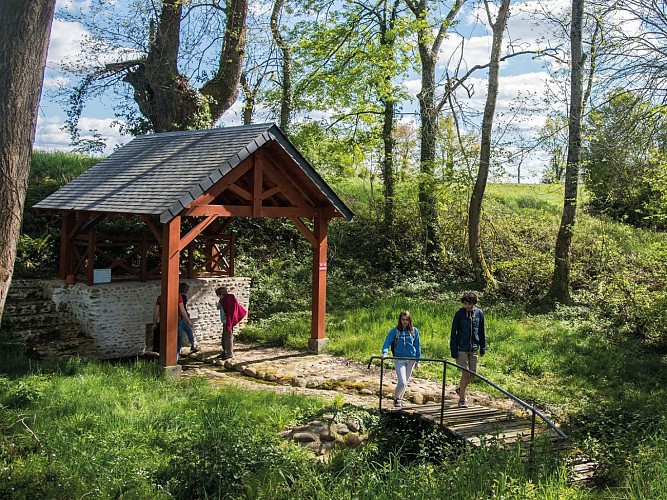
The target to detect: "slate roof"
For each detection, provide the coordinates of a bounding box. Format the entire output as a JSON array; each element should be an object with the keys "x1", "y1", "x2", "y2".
[{"x1": 35, "y1": 123, "x2": 353, "y2": 223}]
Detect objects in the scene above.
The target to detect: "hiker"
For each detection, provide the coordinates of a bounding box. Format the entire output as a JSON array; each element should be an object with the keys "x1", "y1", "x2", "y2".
[
  {"x1": 381, "y1": 310, "x2": 421, "y2": 407},
  {"x1": 150, "y1": 298, "x2": 161, "y2": 353},
  {"x1": 450, "y1": 291, "x2": 486, "y2": 408},
  {"x1": 151, "y1": 290, "x2": 194, "y2": 360},
  {"x1": 215, "y1": 286, "x2": 247, "y2": 360},
  {"x1": 178, "y1": 283, "x2": 200, "y2": 354}
]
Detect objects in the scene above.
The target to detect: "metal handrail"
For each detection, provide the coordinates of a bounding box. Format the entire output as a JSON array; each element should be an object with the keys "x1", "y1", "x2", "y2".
[{"x1": 367, "y1": 355, "x2": 568, "y2": 441}]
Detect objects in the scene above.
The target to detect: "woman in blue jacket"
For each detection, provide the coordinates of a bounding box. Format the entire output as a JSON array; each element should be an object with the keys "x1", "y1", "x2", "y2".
[{"x1": 382, "y1": 310, "x2": 421, "y2": 407}]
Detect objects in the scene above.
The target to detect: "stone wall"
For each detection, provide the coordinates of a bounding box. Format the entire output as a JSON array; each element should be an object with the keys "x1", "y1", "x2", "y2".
[{"x1": 5, "y1": 278, "x2": 250, "y2": 360}]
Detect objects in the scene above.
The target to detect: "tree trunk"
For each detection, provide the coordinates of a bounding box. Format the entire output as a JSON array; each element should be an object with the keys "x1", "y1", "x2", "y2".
[
  {"x1": 121, "y1": 0, "x2": 247, "y2": 132},
  {"x1": 468, "y1": 0, "x2": 510, "y2": 286},
  {"x1": 382, "y1": 98, "x2": 396, "y2": 228},
  {"x1": 407, "y1": 0, "x2": 466, "y2": 263},
  {"x1": 0, "y1": 0, "x2": 56, "y2": 323},
  {"x1": 124, "y1": 0, "x2": 200, "y2": 132},
  {"x1": 201, "y1": 0, "x2": 248, "y2": 120},
  {"x1": 416, "y1": 49, "x2": 441, "y2": 259},
  {"x1": 271, "y1": 0, "x2": 292, "y2": 132},
  {"x1": 549, "y1": 0, "x2": 585, "y2": 303},
  {"x1": 240, "y1": 72, "x2": 255, "y2": 125}
]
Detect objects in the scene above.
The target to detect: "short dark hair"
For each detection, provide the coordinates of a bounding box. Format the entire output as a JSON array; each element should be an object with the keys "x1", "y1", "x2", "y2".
[{"x1": 461, "y1": 291, "x2": 478, "y2": 304}]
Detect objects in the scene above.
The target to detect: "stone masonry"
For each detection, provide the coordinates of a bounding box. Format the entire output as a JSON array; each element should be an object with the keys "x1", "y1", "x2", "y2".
[{"x1": 4, "y1": 278, "x2": 250, "y2": 359}]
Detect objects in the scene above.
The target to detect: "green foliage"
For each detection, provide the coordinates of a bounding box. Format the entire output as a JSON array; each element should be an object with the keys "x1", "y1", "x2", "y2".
[
  {"x1": 23, "y1": 151, "x2": 100, "y2": 235},
  {"x1": 623, "y1": 431, "x2": 667, "y2": 499},
  {"x1": 289, "y1": 122, "x2": 373, "y2": 179},
  {"x1": 583, "y1": 90, "x2": 667, "y2": 230},
  {"x1": 15, "y1": 151, "x2": 100, "y2": 277},
  {"x1": 0, "y1": 350, "x2": 589, "y2": 498}
]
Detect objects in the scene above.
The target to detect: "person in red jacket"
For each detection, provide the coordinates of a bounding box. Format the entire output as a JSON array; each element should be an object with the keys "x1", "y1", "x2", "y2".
[{"x1": 215, "y1": 286, "x2": 247, "y2": 360}]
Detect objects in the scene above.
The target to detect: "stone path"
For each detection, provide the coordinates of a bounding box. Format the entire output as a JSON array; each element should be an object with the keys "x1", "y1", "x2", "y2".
[
  {"x1": 175, "y1": 339, "x2": 515, "y2": 412},
  {"x1": 169, "y1": 340, "x2": 599, "y2": 479}
]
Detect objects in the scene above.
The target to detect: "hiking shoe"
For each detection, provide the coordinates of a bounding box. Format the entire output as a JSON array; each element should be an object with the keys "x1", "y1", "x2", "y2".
[
  {"x1": 394, "y1": 399, "x2": 404, "y2": 407},
  {"x1": 458, "y1": 399, "x2": 468, "y2": 408},
  {"x1": 190, "y1": 345, "x2": 201, "y2": 353}
]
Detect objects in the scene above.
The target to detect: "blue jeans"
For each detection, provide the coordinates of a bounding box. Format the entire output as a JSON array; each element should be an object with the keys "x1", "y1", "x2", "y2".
[
  {"x1": 394, "y1": 359, "x2": 416, "y2": 401},
  {"x1": 178, "y1": 319, "x2": 196, "y2": 351}
]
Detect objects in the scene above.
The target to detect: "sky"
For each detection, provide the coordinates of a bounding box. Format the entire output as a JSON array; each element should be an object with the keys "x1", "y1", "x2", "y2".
[{"x1": 35, "y1": 0, "x2": 573, "y2": 183}]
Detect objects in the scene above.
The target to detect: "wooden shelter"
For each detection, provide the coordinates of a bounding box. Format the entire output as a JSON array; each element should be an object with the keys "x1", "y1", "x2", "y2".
[{"x1": 35, "y1": 123, "x2": 353, "y2": 368}]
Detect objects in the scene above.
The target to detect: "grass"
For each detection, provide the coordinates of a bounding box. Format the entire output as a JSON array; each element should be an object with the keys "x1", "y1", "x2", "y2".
[
  {"x1": 8, "y1": 174, "x2": 667, "y2": 497},
  {"x1": 241, "y1": 291, "x2": 667, "y2": 484},
  {"x1": 5, "y1": 299, "x2": 667, "y2": 497},
  {"x1": 0, "y1": 348, "x2": 589, "y2": 499},
  {"x1": 0, "y1": 350, "x2": 328, "y2": 499}
]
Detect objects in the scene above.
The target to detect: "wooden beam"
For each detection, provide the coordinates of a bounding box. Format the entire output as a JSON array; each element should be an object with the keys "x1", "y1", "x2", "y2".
[
  {"x1": 78, "y1": 213, "x2": 107, "y2": 236},
  {"x1": 289, "y1": 217, "x2": 317, "y2": 246},
  {"x1": 184, "y1": 205, "x2": 317, "y2": 218},
  {"x1": 178, "y1": 214, "x2": 219, "y2": 252},
  {"x1": 159, "y1": 216, "x2": 181, "y2": 368},
  {"x1": 252, "y1": 154, "x2": 263, "y2": 216},
  {"x1": 261, "y1": 185, "x2": 282, "y2": 200},
  {"x1": 263, "y1": 151, "x2": 316, "y2": 206},
  {"x1": 227, "y1": 183, "x2": 252, "y2": 201},
  {"x1": 189, "y1": 157, "x2": 254, "y2": 206},
  {"x1": 141, "y1": 215, "x2": 162, "y2": 242},
  {"x1": 59, "y1": 212, "x2": 77, "y2": 279},
  {"x1": 67, "y1": 212, "x2": 91, "y2": 241},
  {"x1": 184, "y1": 205, "x2": 253, "y2": 217},
  {"x1": 86, "y1": 234, "x2": 96, "y2": 286},
  {"x1": 262, "y1": 165, "x2": 312, "y2": 208},
  {"x1": 311, "y1": 214, "x2": 329, "y2": 341}
]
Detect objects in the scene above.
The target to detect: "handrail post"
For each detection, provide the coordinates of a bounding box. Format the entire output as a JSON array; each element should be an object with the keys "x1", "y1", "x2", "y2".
[
  {"x1": 440, "y1": 361, "x2": 447, "y2": 425},
  {"x1": 378, "y1": 359, "x2": 385, "y2": 411},
  {"x1": 367, "y1": 355, "x2": 568, "y2": 441}
]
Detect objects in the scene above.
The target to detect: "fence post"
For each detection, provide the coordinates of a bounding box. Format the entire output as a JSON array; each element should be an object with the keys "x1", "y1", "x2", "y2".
[{"x1": 440, "y1": 361, "x2": 447, "y2": 425}]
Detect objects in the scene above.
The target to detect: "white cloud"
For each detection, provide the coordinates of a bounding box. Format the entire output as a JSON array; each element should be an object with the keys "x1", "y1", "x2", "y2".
[
  {"x1": 34, "y1": 114, "x2": 126, "y2": 155},
  {"x1": 43, "y1": 76, "x2": 71, "y2": 90},
  {"x1": 47, "y1": 19, "x2": 88, "y2": 70},
  {"x1": 56, "y1": 0, "x2": 92, "y2": 10}
]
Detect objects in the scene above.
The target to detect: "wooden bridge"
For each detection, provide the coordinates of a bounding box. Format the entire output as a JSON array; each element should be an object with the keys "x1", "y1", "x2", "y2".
[{"x1": 370, "y1": 356, "x2": 596, "y2": 482}]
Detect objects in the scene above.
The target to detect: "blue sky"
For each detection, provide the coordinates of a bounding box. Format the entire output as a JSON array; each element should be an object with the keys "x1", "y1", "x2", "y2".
[{"x1": 36, "y1": 0, "x2": 572, "y2": 182}]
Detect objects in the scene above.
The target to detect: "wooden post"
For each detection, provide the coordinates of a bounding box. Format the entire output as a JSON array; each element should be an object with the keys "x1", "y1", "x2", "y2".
[
  {"x1": 206, "y1": 239, "x2": 218, "y2": 273},
  {"x1": 159, "y1": 216, "x2": 181, "y2": 369},
  {"x1": 309, "y1": 214, "x2": 329, "y2": 353},
  {"x1": 86, "y1": 233, "x2": 96, "y2": 286},
  {"x1": 59, "y1": 211, "x2": 76, "y2": 279}
]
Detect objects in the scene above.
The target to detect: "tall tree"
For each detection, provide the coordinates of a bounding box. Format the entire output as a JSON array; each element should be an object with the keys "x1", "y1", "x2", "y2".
[
  {"x1": 404, "y1": 0, "x2": 467, "y2": 262},
  {"x1": 549, "y1": 0, "x2": 585, "y2": 303},
  {"x1": 583, "y1": 90, "x2": 667, "y2": 230},
  {"x1": 270, "y1": 0, "x2": 292, "y2": 131},
  {"x1": 289, "y1": 0, "x2": 410, "y2": 225},
  {"x1": 64, "y1": 0, "x2": 248, "y2": 134},
  {"x1": 0, "y1": 0, "x2": 56, "y2": 322},
  {"x1": 467, "y1": 0, "x2": 511, "y2": 285}
]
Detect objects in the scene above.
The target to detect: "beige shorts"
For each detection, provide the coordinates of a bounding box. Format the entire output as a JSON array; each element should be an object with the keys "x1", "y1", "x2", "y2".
[{"x1": 457, "y1": 351, "x2": 479, "y2": 374}]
